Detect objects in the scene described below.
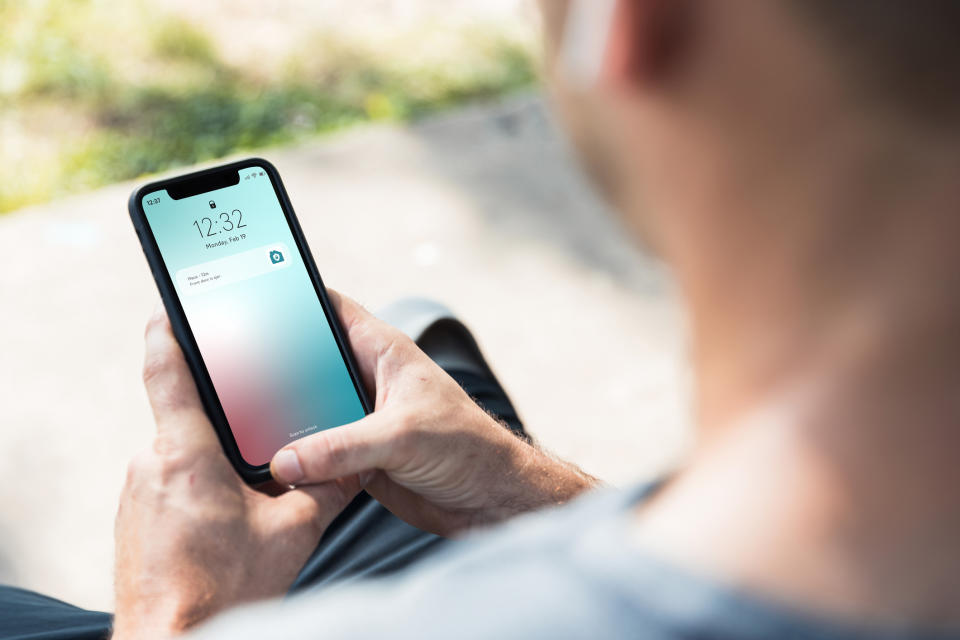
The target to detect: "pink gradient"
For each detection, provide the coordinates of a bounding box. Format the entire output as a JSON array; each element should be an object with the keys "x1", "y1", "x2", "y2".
[{"x1": 191, "y1": 313, "x2": 291, "y2": 466}]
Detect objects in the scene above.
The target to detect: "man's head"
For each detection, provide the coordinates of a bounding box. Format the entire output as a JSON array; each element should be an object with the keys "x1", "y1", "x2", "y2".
[{"x1": 539, "y1": 1, "x2": 960, "y2": 261}]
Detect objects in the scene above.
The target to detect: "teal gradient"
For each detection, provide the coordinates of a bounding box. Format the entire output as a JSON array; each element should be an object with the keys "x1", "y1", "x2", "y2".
[{"x1": 143, "y1": 166, "x2": 366, "y2": 467}]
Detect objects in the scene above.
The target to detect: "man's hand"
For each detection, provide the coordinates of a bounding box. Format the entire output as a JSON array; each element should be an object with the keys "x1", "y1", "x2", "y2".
[
  {"x1": 113, "y1": 307, "x2": 361, "y2": 639},
  {"x1": 269, "y1": 291, "x2": 597, "y2": 537}
]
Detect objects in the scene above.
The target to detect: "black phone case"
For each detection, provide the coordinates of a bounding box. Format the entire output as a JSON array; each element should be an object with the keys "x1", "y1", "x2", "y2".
[{"x1": 128, "y1": 157, "x2": 373, "y2": 484}]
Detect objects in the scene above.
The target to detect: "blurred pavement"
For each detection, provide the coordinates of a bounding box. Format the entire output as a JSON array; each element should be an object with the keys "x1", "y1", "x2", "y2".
[{"x1": 0, "y1": 94, "x2": 691, "y2": 611}]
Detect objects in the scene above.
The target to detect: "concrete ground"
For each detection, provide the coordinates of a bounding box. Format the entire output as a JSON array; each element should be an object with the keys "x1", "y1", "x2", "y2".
[{"x1": 0, "y1": 94, "x2": 691, "y2": 612}]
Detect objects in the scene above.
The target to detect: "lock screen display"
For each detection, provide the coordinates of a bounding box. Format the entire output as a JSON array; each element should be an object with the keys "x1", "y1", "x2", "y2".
[{"x1": 142, "y1": 165, "x2": 366, "y2": 467}]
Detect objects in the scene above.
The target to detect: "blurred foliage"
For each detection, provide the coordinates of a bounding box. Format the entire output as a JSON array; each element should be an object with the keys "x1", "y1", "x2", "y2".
[{"x1": 0, "y1": 1, "x2": 538, "y2": 213}]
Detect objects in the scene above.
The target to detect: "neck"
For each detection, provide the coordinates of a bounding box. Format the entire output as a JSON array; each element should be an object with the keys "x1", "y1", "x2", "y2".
[
  {"x1": 689, "y1": 138, "x2": 960, "y2": 434},
  {"x1": 633, "y1": 118, "x2": 960, "y2": 627}
]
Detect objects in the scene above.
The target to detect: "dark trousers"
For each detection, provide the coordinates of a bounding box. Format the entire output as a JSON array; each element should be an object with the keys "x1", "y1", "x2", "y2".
[{"x1": 0, "y1": 366, "x2": 524, "y2": 640}]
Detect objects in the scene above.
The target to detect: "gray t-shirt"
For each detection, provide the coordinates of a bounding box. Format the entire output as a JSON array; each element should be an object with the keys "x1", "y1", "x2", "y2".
[{"x1": 191, "y1": 484, "x2": 957, "y2": 640}]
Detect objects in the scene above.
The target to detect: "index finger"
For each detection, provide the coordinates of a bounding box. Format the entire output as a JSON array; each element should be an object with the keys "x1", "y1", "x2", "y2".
[
  {"x1": 326, "y1": 289, "x2": 400, "y2": 393},
  {"x1": 142, "y1": 302, "x2": 218, "y2": 448}
]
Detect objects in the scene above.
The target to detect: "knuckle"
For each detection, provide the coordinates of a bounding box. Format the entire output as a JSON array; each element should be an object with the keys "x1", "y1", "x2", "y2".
[
  {"x1": 375, "y1": 330, "x2": 418, "y2": 369},
  {"x1": 142, "y1": 354, "x2": 197, "y2": 414},
  {"x1": 388, "y1": 333, "x2": 419, "y2": 362},
  {"x1": 151, "y1": 434, "x2": 179, "y2": 459},
  {"x1": 310, "y1": 429, "x2": 352, "y2": 471},
  {"x1": 144, "y1": 307, "x2": 170, "y2": 338},
  {"x1": 124, "y1": 449, "x2": 157, "y2": 486},
  {"x1": 142, "y1": 348, "x2": 177, "y2": 388},
  {"x1": 152, "y1": 437, "x2": 192, "y2": 477}
]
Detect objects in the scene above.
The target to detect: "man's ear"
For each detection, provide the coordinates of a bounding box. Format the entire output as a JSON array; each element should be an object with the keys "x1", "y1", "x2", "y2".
[{"x1": 603, "y1": 0, "x2": 691, "y2": 89}]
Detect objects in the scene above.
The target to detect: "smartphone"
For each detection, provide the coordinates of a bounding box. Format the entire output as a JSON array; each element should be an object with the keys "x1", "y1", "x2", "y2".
[{"x1": 128, "y1": 158, "x2": 372, "y2": 484}]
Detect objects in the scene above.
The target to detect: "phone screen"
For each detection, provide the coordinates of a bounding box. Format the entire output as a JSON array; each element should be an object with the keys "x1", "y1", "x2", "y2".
[{"x1": 141, "y1": 165, "x2": 366, "y2": 467}]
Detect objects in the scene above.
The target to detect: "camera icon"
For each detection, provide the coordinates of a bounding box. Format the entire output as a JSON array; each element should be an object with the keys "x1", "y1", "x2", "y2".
[
  {"x1": 208, "y1": 200, "x2": 216, "y2": 209},
  {"x1": 269, "y1": 250, "x2": 285, "y2": 264}
]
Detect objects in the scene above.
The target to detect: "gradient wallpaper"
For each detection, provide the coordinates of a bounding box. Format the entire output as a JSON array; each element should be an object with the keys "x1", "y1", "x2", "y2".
[{"x1": 142, "y1": 166, "x2": 366, "y2": 467}]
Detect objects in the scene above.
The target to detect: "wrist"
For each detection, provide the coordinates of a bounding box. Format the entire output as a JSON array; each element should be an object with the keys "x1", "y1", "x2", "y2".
[
  {"x1": 482, "y1": 432, "x2": 597, "y2": 524},
  {"x1": 516, "y1": 440, "x2": 598, "y2": 504}
]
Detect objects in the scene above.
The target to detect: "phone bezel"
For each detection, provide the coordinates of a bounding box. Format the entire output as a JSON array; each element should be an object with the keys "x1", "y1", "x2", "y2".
[{"x1": 128, "y1": 157, "x2": 374, "y2": 484}]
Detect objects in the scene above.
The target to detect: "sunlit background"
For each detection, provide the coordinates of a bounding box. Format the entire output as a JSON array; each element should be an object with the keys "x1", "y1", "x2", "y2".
[
  {"x1": 0, "y1": 0, "x2": 690, "y2": 611},
  {"x1": 1, "y1": 0, "x2": 538, "y2": 212}
]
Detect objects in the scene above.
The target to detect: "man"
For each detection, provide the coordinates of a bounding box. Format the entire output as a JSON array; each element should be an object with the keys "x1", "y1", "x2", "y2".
[{"x1": 4, "y1": 0, "x2": 960, "y2": 637}]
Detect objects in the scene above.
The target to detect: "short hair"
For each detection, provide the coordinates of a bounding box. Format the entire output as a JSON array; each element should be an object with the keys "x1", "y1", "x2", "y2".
[{"x1": 787, "y1": 0, "x2": 960, "y2": 121}]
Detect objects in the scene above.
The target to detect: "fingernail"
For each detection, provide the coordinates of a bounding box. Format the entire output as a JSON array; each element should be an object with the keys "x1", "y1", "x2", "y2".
[{"x1": 272, "y1": 449, "x2": 304, "y2": 485}]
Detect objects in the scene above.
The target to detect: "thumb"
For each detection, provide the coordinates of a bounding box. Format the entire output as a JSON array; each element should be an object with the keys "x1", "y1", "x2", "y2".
[{"x1": 270, "y1": 410, "x2": 401, "y2": 486}]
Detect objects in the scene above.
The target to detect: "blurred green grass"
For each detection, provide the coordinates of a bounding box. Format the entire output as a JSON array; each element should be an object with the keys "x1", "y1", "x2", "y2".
[{"x1": 0, "y1": 2, "x2": 538, "y2": 213}]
